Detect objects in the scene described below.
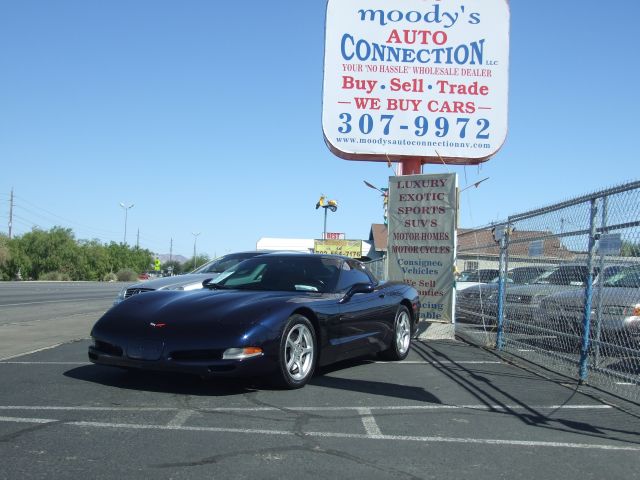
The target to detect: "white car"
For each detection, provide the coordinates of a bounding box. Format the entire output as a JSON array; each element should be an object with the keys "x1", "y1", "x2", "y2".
[
  {"x1": 113, "y1": 251, "x2": 267, "y2": 305},
  {"x1": 455, "y1": 268, "x2": 500, "y2": 291}
]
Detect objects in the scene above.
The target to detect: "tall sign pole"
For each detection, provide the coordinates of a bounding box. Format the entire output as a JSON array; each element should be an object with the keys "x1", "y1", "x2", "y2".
[
  {"x1": 323, "y1": 0, "x2": 509, "y2": 336},
  {"x1": 8, "y1": 188, "x2": 14, "y2": 240}
]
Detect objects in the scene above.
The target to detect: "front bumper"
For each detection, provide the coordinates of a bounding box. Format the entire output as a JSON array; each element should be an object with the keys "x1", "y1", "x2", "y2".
[{"x1": 88, "y1": 339, "x2": 277, "y2": 378}]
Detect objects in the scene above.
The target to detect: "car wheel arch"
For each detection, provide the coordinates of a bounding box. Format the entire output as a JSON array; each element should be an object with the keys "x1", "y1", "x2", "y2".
[
  {"x1": 400, "y1": 299, "x2": 417, "y2": 331},
  {"x1": 291, "y1": 307, "x2": 322, "y2": 344}
]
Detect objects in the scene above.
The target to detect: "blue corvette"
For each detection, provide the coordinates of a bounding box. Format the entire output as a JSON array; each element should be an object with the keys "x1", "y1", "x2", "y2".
[{"x1": 89, "y1": 253, "x2": 420, "y2": 388}]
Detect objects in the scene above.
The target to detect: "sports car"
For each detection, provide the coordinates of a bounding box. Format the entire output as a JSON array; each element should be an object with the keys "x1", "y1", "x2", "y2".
[{"x1": 89, "y1": 253, "x2": 420, "y2": 388}]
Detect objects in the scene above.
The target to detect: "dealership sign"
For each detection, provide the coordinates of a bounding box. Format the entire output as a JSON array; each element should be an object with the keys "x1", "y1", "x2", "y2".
[
  {"x1": 314, "y1": 239, "x2": 363, "y2": 258},
  {"x1": 387, "y1": 173, "x2": 457, "y2": 323},
  {"x1": 323, "y1": 0, "x2": 510, "y2": 165}
]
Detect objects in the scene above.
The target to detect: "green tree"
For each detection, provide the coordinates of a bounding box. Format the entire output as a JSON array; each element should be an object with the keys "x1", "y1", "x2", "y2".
[
  {"x1": 78, "y1": 239, "x2": 113, "y2": 280},
  {"x1": 0, "y1": 228, "x2": 154, "y2": 281},
  {"x1": 184, "y1": 254, "x2": 211, "y2": 272},
  {"x1": 14, "y1": 227, "x2": 80, "y2": 280},
  {"x1": 621, "y1": 241, "x2": 640, "y2": 257},
  {"x1": 163, "y1": 259, "x2": 185, "y2": 275},
  {"x1": 0, "y1": 234, "x2": 11, "y2": 280}
]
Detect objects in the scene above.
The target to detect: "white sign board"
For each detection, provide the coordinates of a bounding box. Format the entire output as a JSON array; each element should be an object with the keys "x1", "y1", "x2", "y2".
[
  {"x1": 323, "y1": 0, "x2": 510, "y2": 165},
  {"x1": 387, "y1": 173, "x2": 457, "y2": 323},
  {"x1": 528, "y1": 240, "x2": 544, "y2": 258},
  {"x1": 597, "y1": 234, "x2": 622, "y2": 256}
]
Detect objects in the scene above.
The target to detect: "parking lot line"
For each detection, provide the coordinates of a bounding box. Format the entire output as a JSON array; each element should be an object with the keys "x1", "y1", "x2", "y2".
[
  {"x1": 167, "y1": 409, "x2": 196, "y2": 427},
  {"x1": 0, "y1": 404, "x2": 614, "y2": 412},
  {"x1": 357, "y1": 407, "x2": 382, "y2": 437},
  {"x1": 0, "y1": 344, "x2": 64, "y2": 361},
  {"x1": 0, "y1": 416, "x2": 636, "y2": 451},
  {"x1": 0, "y1": 416, "x2": 56, "y2": 424}
]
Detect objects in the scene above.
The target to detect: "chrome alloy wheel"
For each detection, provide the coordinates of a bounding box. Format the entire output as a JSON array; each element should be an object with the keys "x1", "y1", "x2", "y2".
[
  {"x1": 395, "y1": 308, "x2": 411, "y2": 356},
  {"x1": 285, "y1": 323, "x2": 314, "y2": 381}
]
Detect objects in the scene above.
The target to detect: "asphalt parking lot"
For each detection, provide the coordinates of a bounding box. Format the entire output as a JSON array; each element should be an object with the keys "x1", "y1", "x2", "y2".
[{"x1": 2, "y1": 337, "x2": 640, "y2": 479}]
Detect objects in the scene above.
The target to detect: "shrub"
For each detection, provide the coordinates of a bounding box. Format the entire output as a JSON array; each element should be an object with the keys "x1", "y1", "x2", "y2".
[
  {"x1": 39, "y1": 271, "x2": 72, "y2": 281},
  {"x1": 115, "y1": 269, "x2": 138, "y2": 282},
  {"x1": 102, "y1": 272, "x2": 118, "y2": 282}
]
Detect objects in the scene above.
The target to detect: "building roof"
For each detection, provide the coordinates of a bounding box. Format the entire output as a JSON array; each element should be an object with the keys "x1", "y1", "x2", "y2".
[{"x1": 369, "y1": 224, "x2": 388, "y2": 252}]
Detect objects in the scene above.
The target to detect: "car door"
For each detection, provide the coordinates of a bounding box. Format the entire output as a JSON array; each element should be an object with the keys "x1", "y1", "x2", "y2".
[{"x1": 333, "y1": 260, "x2": 392, "y2": 356}]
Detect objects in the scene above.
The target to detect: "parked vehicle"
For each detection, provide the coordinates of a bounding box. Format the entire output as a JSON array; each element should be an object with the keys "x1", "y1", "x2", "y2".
[
  {"x1": 113, "y1": 251, "x2": 268, "y2": 305},
  {"x1": 456, "y1": 266, "x2": 553, "y2": 325},
  {"x1": 500, "y1": 264, "x2": 623, "y2": 326},
  {"x1": 90, "y1": 253, "x2": 420, "y2": 389},
  {"x1": 455, "y1": 268, "x2": 500, "y2": 291},
  {"x1": 538, "y1": 264, "x2": 640, "y2": 346}
]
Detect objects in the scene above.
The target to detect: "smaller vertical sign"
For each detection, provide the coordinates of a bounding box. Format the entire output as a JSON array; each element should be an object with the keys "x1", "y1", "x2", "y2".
[{"x1": 387, "y1": 173, "x2": 457, "y2": 323}]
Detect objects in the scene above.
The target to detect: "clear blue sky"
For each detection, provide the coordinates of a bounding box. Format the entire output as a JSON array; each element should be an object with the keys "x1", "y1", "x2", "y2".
[{"x1": 1, "y1": 1, "x2": 638, "y2": 259}]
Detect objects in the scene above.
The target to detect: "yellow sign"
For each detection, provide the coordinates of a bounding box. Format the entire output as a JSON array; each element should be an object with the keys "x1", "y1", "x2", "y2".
[
  {"x1": 314, "y1": 240, "x2": 362, "y2": 258},
  {"x1": 154, "y1": 258, "x2": 161, "y2": 271}
]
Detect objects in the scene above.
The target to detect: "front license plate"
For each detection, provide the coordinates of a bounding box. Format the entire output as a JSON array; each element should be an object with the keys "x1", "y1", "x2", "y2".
[{"x1": 127, "y1": 339, "x2": 163, "y2": 360}]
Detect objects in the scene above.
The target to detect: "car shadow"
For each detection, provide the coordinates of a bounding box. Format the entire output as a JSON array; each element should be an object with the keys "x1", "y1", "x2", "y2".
[
  {"x1": 308, "y1": 356, "x2": 443, "y2": 404},
  {"x1": 63, "y1": 364, "x2": 260, "y2": 396}
]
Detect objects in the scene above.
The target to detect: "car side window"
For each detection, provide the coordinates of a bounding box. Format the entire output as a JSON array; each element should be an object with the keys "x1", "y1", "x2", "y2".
[{"x1": 335, "y1": 260, "x2": 373, "y2": 292}]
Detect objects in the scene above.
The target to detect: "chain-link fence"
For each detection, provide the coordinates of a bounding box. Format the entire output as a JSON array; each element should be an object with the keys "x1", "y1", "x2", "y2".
[
  {"x1": 456, "y1": 180, "x2": 640, "y2": 403},
  {"x1": 364, "y1": 256, "x2": 386, "y2": 281}
]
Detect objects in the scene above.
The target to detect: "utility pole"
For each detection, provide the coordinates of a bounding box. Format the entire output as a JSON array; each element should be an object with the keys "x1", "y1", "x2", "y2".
[
  {"x1": 136, "y1": 228, "x2": 140, "y2": 249},
  {"x1": 169, "y1": 238, "x2": 173, "y2": 263},
  {"x1": 119, "y1": 202, "x2": 134, "y2": 245},
  {"x1": 8, "y1": 188, "x2": 14, "y2": 239},
  {"x1": 192, "y1": 232, "x2": 201, "y2": 270}
]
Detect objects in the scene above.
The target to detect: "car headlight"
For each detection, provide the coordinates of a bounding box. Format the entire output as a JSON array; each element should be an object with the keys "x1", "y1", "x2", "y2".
[
  {"x1": 176, "y1": 282, "x2": 203, "y2": 292},
  {"x1": 222, "y1": 347, "x2": 263, "y2": 360},
  {"x1": 603, "y1": 304, "x2": 640, "y2": 317},
  {"x1": 113, "y1": 287, "x2": 127, "y2": 305}
]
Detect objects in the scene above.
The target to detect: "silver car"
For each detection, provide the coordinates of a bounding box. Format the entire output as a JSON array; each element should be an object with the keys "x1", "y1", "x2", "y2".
[
  {"x1": 113, "y1": 251, "x2": 268, "y2": 305},
  {"x1": 456, "y1": 266, "x2": 553, "y2": 325},
  {"x1": 500, "y1": 264, "x2": 625, "y2": 326},
  {"x1": 539, "y1": 264, "x2": 640, "y2": 346}
]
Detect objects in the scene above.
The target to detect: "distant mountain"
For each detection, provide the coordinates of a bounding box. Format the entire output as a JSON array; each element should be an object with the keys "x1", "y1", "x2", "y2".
[{"x1": 157, "y1": 253, "x2": 189, "y2": 264}]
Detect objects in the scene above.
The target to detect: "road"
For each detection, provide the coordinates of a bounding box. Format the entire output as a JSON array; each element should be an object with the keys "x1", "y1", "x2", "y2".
[
  {"x1": 0, "y1": 281, "x2": 123, "y2": 360},
  {"x1": 1, "y1": 282, "x2": 639, "y2": 479}
]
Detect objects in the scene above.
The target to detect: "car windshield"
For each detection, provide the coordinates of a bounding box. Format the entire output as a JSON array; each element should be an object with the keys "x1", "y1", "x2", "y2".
[
  {"x1": 458, "y1": 270, "x2": 498, "y2": 282},
  {"x1": 533, "y1": 266, "x2": 589, "y2": 285},
  {"x1": 210, "y1": 255, "x2": 342, "y2": 293},
  {"x1": 603, "y1": 266, "x2": 640, "y2": 288},
  {"x1": 488, "y1": 267, "x2": 553, "y2": 285},
  {"x1": 191, "y1": 252, "x2": 261, "y2": 274}
]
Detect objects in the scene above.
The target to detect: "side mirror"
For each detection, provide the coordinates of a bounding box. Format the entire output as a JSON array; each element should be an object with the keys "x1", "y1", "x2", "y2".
[{"x1": 340, "y1": 282, "x2": 374, "y2": 303}]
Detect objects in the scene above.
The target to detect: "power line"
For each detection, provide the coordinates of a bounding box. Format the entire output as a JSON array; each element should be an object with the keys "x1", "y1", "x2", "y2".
[{"x1": 5, "y1": 190, "x2": 176, "y2": 251}]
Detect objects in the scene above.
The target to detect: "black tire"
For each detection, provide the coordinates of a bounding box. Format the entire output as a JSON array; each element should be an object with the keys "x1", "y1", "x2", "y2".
[
  {"x1": 275, "y1": 314, "x2": 317, "y2": 389},
  {"x1": 379, "y1": 305, "x2": 412, "y2": 361}
]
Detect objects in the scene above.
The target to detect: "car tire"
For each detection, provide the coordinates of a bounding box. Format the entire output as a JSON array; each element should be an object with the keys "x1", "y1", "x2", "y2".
[
  {"x1": 275, "y1": 314, "x2": 317, "y2": 389},
  {"x1": 380, "y1": 305, "x2": 412, "y2": 361}
]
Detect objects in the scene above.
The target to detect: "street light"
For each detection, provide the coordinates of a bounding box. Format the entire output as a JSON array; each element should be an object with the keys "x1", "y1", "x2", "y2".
[
  {"x1": 119, "y1": 202, "x2": 134, "y2": 245},
  {"x1": 459, "y1": 177, "x2": 489, "y2": 193},
  {"x1": 192, "y1": 232, "x2": 201, "y2": 270},
  {"x1": 364, "y1": 180, "x2": 389, "y2": 225},
  {"x1": 315, "y1": 195, "x2": 338, "y2": 240}
]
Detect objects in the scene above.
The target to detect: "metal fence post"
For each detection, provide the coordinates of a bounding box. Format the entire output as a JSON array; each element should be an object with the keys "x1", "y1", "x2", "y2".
[
  {"x1": 593, "y1": 196, "x2": 608, "y2": 367},
  {"x1": 495, "y1": 225, "x2": 510, "y2": 351},
  {"x1": 579, "y1": 199, "x2": 599, "y2": 383}
]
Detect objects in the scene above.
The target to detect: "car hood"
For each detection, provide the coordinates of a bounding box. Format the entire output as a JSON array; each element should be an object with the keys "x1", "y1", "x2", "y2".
[
  {"x1": 504, "y1": 284, "x2": 579, "y2": 298},
  {"x1": 125, "y1": 273, "x2": 222, "y2": 291},
  {"x1": 543, "y1": 287, "x2": 640, "y2": 308},
  {"x1": 95, "y1": 289, "x2": 326, "y2": 341}
]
